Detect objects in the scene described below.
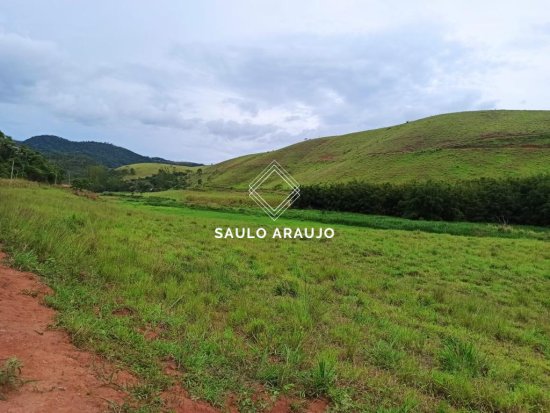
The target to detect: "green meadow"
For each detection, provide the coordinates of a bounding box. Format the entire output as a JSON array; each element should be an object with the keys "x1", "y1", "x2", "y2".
[{"x1": 0, "y1": 180, "x2": 549, "y2": 412}]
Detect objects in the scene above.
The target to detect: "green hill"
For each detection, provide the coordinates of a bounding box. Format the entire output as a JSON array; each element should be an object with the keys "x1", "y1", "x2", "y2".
[
  {"x1": 204, "y1": 110, "x2": 550, "y2": 188},
  {"x1": 116, "y1": 162, "x2": 203, "y2": 180},
  {"x1": 22, "y1": 135, "x2": 202, "y2": 177}
]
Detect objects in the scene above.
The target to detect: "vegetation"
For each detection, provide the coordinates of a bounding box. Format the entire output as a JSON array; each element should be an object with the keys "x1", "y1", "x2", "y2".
[
  {"x1": 113, "y1": 191, "x2": 550, "y2": 241},
  {"x1": 116, "y1": 163, "x2": 202, "y2": 180},
  {"x1": 202, "y1": 110, "x2": 550, "y2": 188},
  {"x1": 72, "y1": 166, "x2": 192, "y2": 193},
  {"x1": 0, "y1": 131, "x2": 64, "y2": 183},
  {"x1": 0, "y1": 358, "x2": 23, "y2": 400},
  {"x1": 22, "y1": 135, "x2": 201, "y2": 177},
  {"x1": 1, "y1": 181, "x2": 548, "y2": 412},
  {"x1": 295, "y1": 174, "x2": 550, "y2": 226},
  {"x1": 42, "y1": 152, "x2": 103, "y2": 180},
  {"x1": 2, "y1": 109, "x2": 549, "y2": 411},
  {"x1": 135, "y1": 188, "x2": 296, "y2": 211}
]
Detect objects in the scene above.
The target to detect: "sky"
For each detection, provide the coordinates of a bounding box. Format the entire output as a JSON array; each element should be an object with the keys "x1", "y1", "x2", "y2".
[{"x1": 1, "y1": 1, "x2": 550, "y2": 163}]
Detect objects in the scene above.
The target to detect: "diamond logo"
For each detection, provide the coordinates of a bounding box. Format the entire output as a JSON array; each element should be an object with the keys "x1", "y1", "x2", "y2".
[{"x1": 249, "y1": 160, "x2": 300, "y2": 221}]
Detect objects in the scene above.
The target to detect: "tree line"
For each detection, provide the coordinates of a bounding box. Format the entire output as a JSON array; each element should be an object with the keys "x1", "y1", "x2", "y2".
[
  {"x1": 0, "y1": 132, "x2": 64, "y2": 183},
  {"x1": 294, "y1": 175, "x2": 550, "y2": 226}
]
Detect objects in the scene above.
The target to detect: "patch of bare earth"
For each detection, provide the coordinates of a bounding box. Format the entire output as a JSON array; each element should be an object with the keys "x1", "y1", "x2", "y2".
[
  {"x1": 0, "y1": 250, "x2": 133, "y2": 412},
  {"x1": 0, "y1": 249, "x2": 214, "y2": 412},
  {"x1": 0, "y1": 248, "x2": 327, "y2": 412}
]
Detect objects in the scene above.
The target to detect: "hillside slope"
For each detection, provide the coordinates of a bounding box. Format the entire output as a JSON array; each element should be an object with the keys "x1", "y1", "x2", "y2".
[
  {"x1": 0, "y1": 131, "x2": 62, "y2": 182},
  {"x1": 23, "y1": 135, "x2": 201, "y2": 177},
  {"x1": 204, "y1": 110, "x2": 550, "y2": 188}
]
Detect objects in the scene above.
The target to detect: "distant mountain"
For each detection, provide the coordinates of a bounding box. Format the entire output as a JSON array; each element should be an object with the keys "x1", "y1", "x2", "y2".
[{"x1": 22, "y1": 135, "x2": 201, "y2": 177}]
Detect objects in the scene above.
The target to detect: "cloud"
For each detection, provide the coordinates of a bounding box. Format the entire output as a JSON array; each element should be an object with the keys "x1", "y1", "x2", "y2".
[
  {"x1": 0, "y1": 9, "x2": 544, "y2": 162},
  {"x1": 0, "y1": 26, "x2": 492, "y2": 161},
  {"x1": 0, "y1": 31, "x2": 62, "y2": 102},
  {"x1": 171, "y1": 28, "x2": 491, "y2": 135}
]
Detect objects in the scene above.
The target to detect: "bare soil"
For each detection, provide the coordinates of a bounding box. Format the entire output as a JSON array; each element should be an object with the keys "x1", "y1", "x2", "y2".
[{"x1": 0, "y1": 250, "x2": 132, "y2": 412}]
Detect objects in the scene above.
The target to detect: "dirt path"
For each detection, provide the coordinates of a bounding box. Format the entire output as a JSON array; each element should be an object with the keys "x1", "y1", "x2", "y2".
[
  {"x1": 0, "y1": 250, "x2": 327, "y2": 413},
  {"x1": 0, "y1": 250, "x2": 136, "y2": 412},
  {"x1": 0, "y1": 249, "x2": 220, "y2": 413}
]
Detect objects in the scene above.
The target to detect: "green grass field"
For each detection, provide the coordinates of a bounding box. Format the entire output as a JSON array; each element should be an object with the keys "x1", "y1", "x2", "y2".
[
  {"x1": 120, "y1": 191, "x2": 550, "y2": 241},
  {"x1": 135, "y1": 189, "x2": 301, "y2": 211},
  {"x1": 0, "y1": 180, "x2": 549, "y2": 412},
  {"x1": 116, "y1": 163, "x2": 203, "y2": 180},
  {"x1": 203, "y1": 111, "x2": 550, "y2": 188}
]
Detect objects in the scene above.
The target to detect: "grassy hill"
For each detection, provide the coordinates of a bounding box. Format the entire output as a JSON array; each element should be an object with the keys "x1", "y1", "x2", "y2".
[
  {"x1": 203, "y1": 110, "x2": 550, "y2": 188},
  {"x1": 22, "y1": 135, "x2": 202, "y2": 177},
  {"x1": 116, "y1": 162, "x2": 203, "y2": 180}
]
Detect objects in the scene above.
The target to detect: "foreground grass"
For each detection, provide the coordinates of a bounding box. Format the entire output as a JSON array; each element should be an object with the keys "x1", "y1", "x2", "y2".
[{"x1": 0, "y1": 181, "x2": 549, "y2": 412}]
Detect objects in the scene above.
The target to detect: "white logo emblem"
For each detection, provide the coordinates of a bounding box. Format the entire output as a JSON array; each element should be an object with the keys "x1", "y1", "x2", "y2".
[{"x1": 249, "y1": 160, "x2": 300, "y2": 221}]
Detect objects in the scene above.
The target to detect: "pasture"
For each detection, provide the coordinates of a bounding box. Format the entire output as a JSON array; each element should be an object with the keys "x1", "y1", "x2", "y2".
[{"x1": 0, "y1": 180, "x2": 549, "y2": 412}]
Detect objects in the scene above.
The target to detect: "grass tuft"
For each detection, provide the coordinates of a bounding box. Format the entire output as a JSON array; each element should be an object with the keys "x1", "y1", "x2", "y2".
[
  {"x1": 11, "y1": 250, "x2": 40, "y2": 272},
  {"x1": 307, "y1": 357, "x2": 337, "y2": 397},
  {"x1": 0, "y1": 358, "x2": 23, "y2": 399},
  {"x1": 371, "y1": 340, "x2": 405, "y2": 370},
  {"x1": 438, "y1": 337, "x2": 490, "y2": 377}
]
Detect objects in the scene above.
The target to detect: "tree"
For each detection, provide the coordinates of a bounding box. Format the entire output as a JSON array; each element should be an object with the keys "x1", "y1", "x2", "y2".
[{"x1": 0, "y1": 131, "x2": 63, "y2": 183}]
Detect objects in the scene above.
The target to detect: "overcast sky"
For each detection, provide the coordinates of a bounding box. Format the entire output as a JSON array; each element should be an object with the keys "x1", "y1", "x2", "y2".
[{"x1": 1, "y1": 1, "x2": 550, "y2": 163}]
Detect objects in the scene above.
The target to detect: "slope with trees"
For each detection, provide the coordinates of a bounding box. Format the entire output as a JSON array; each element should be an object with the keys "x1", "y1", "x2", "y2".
[{"x1": 0, "y1": 131, "x2": 63, "y2": 183}]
